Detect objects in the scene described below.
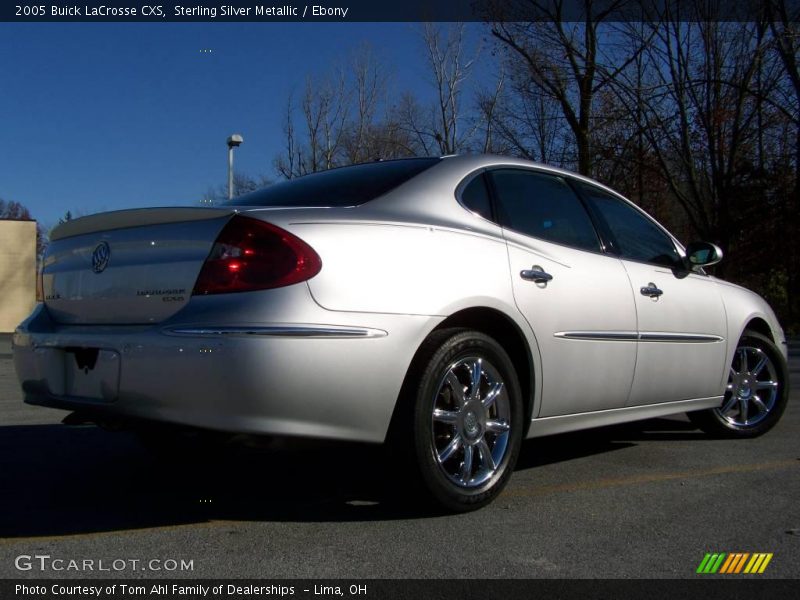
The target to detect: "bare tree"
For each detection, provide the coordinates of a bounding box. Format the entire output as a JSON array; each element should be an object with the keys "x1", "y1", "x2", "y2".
[
  {"x1": 398, "y1": 23, "x2": 481, "y2": 155},
  {"x1": 424, "y1": 23, "x2": 479, "y2": 153},
  {"x1": 342, "y1": 45, "x2": 387, "y2": 163},
  {"x1": 483, "y1": 69, "x2": 569, "y2": 163},
  {"x1": 201, "y1": 172, "x2": 272, "y2": 205},
  {"x1": 396, "y1": 92, "x2": 437, "y2": 155},
  {"x1": 489, "y1": 0, "x2": 644, "y2": 175},
  {"x1": 274, "y1": 93, "x2": 299, "y2": 179},
  {"x1": 274, "y1": 45, "x2": 416, "y2": 177},
  {"x1": 764, "y1": 0, "x2": 800, "y2": 326},
  {"x1": 475, "y1": 70, "x2": 508, "y2": 154},
  {"x1": 0, "y1": 198, "x2": 34, "y2": 221},
  {"x1": 612, "y1": 14, "x2": 784, "y2": 246},
  {"x1": 276, "y1": 70, "x2": 350, "y2": 178}
]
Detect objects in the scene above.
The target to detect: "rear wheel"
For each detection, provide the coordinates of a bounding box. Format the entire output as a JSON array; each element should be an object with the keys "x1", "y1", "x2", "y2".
[
  {"x1": 688, "y1": 330, "x2": 788, "y2": 438},
  {"x1": 395, "y1": 329, "x2": 523, "y2": 512}
]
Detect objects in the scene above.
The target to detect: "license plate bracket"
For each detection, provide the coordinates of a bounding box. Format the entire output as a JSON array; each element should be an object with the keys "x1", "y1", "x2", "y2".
[{"x1": 63, "y1": 347, "x2": 121, "y2": 401}]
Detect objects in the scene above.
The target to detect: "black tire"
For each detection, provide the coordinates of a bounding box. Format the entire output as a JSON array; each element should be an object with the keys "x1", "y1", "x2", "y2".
[
  {"x1": 688, "y1": 330, "x2": 789, "y2": 438},
  {"x1": 391, "y1": 328, "x2": 523, "y2": 512}
]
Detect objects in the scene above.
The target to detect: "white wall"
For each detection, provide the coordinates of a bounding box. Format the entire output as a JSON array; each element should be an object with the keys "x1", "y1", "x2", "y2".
[{"x1": 0, "y1": 220, "x2": 37, "y2": 332}]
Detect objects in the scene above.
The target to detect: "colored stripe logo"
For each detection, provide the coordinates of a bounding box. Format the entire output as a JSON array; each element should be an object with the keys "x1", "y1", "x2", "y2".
[{"x1": 696, "y1": 552, "x2": 773, "y2": 574}]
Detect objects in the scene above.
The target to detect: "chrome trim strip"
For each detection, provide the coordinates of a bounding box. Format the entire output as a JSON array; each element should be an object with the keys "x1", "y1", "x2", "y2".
[
  {"x1": 164, "y1": 325, "x2": 388, "y2": 339},
  {"x1": 554, "y1": 331, "x2": 723, "y2": 343},
  {"x1": 554, "y1": 331, "x2": 638, "y2": 341},
  {"x1": 638, "y1": 332, "x2": 724, "y2": 343}
]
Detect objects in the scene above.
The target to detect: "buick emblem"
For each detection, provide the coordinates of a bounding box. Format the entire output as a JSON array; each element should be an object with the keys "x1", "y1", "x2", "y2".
[{"x1": 91, "y1": 242, "x2": 111, "y2": 273}]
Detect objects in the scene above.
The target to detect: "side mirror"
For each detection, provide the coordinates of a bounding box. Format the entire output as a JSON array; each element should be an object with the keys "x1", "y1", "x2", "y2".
[{"x1": 685, "y1": 241, "x2": 723, "y2": 267}]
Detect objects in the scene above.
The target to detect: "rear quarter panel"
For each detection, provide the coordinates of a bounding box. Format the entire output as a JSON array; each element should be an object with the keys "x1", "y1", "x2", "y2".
[
  {"x1": 287, "y1": 218, "x2": 545, "y2": 427},
  {"x1": 294, "y1": 221, "x2": 518, "y2": 318}
]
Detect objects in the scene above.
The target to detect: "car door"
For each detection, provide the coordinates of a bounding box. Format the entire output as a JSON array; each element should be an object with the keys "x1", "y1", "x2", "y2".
[
  {"x1": 480, "y1": 168, "x2": 639, "y2": 417},
  {"x1": 576, "y1": 182, "x2": 728, "y2": 405}
]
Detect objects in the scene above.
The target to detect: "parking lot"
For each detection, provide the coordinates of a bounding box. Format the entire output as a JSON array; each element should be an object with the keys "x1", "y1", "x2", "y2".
[{"x1": 0, "y1": 333, "x2": 798, "y2": 579}]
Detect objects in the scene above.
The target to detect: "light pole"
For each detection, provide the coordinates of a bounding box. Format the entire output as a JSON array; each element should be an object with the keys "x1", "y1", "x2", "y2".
[{"x1": 227, "y1": 134, "x2": 243, "y2": 200}]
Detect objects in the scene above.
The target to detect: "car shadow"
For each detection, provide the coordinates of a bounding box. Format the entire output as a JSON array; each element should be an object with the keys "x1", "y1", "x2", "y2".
[
  {"x1": 514, "y1": 416, "x2": 704, "y2": 471},
  {"x1": 0, "y1": 416, "x2": 706, "y2": 537}
]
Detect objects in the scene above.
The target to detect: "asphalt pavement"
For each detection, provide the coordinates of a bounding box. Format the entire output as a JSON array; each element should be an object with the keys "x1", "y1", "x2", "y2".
[{"x1": 0, "y1": 332, "x2": 798, "y2": 579}]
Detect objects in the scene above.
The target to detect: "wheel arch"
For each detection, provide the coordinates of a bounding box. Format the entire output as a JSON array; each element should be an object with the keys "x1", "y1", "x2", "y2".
[
  {"x1": 689, "y1": 315, "x2": 789, "y2": 438},
  {"x1": 743, "y1": 317, "x2": 775, "y2": 343},
  {"x1": 388, "y1": 306, "x2": 536, "y2": 441},
  {"x1": 718, "y1": 314, "x2": 788, "y2": 395}
]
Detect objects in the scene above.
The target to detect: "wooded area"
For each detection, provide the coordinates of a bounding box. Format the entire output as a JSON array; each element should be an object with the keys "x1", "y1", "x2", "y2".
[{"x1": 257, "y1": 1, "x2": 799, "y2": 333}]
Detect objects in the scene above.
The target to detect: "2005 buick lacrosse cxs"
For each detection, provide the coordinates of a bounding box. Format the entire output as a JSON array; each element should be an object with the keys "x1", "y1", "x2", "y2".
[{"x1": 13, "y1": 154, "x2": 789, "y2": 511}]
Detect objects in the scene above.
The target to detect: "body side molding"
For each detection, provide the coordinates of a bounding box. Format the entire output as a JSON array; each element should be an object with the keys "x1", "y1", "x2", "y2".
[
  {"x1": 554, "y1": 331, "x2": 723, "y2": 343},
  {"x1": 164, "y1": 325, "x2": 388, "y2": 339}
]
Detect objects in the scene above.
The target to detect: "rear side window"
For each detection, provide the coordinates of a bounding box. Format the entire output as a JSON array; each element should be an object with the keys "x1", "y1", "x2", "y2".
[
  {"x1": 578, "y1": 183, "x2": 683, "y2": 268},
  {"x1": 228, "y1": 158, "x2": 441, "y2": 207},
  {"x1": 460, "y1": 174, "x2": 493, "y2": 221},
  {"x1": 488, "y1": 169, "x2": 600, "y2": 251}
]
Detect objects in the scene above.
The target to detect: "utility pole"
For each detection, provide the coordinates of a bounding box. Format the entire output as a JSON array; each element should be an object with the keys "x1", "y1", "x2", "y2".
[{"x1": 227, "y1": 134, "x2": 243, "y2": 200}]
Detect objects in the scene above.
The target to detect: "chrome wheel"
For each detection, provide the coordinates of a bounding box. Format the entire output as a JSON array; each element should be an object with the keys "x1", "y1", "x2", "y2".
[
  {"x1": 431, "y1": 356, "x2": 511, "y2": 488},
  {"x1": 688, "y1": 330, "x2": 788, "y2": 439},
  {"x1": 717, "y1": 346, "x2": 779, "y2": 427}
]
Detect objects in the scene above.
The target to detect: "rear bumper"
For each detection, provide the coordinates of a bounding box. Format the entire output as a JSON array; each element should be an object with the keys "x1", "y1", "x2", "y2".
[{"x1": 13, "y1": 290, "x2": 439, "y2": 443}]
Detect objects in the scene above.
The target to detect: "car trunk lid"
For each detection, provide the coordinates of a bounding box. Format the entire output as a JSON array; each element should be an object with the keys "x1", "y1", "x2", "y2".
[{"x1": 43, "y1": 207, "x2": 235, "y2": 325}]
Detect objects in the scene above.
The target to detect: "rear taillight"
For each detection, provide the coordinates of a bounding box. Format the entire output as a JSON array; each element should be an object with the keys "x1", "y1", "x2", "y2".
[
  {"x1": 36, "y1": 268, "x2": 43, "y2": 302},
  {"x1": 192, "y1": 216, "x2": 322, "y2": 295}
]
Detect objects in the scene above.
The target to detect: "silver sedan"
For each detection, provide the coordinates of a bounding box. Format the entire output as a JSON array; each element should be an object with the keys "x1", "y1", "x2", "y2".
[{"x1": 13, "y1": 155, "x2": 790, "y2": 510}]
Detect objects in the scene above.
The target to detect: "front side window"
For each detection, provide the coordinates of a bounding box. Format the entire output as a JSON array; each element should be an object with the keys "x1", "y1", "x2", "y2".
[
  {"x1": 578, "y1": 183, "x2": 683, "y2": 268},
  {"x1": 488, "y1": 169, "x2": 600, "y2": 251}
]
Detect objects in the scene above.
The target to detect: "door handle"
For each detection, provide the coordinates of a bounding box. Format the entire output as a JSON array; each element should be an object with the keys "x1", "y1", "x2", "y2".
[
  {"x1": 520, "y1": 266, "x2": 553, "y2": 284},
  {"x1": 640, "y1": 283, "x2": 663, "y2": 298}
]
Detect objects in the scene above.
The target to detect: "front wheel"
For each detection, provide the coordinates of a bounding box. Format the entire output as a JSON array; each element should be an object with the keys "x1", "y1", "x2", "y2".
[
  {"x1": 399, "y1": 329, "x2": 523, "y2": 512},
  {"x1": 688, "y1": 330, "x2": 789, "y2": 438}
]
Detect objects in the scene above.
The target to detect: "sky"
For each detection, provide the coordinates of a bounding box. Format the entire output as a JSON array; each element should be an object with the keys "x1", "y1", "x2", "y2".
[{"x1": 0, "y1": 22, "x2": 494, "y2": 232}]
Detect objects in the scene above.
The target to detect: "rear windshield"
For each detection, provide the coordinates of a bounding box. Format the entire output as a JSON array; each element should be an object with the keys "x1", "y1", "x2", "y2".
[{"x1": 228, "y1": 158, "x2": 441, "y2": 207}]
